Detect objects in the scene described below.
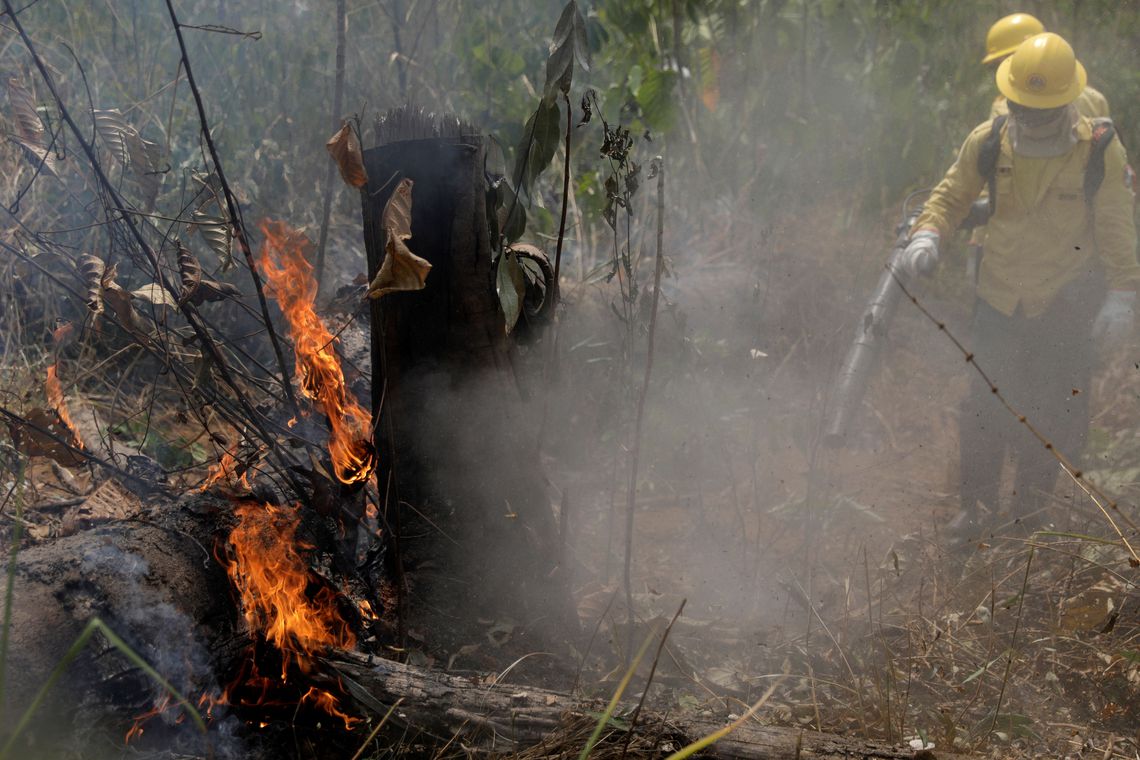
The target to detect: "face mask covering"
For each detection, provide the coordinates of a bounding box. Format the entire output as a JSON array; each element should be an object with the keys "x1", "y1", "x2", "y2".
[{"x1": 1007, "y1": 102, "x2": 1078, "y2": 157}]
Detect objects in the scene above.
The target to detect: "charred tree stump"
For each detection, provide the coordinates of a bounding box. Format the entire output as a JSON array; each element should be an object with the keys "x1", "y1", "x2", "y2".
[{"x1": 360, "y1": 110, "x2": 575, "y2": 650}]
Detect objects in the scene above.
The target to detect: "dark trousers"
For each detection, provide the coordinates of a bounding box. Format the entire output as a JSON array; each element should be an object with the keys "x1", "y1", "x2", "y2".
[{"x1": 959, "y1": 280, "x2": 1100, "y2": 519}]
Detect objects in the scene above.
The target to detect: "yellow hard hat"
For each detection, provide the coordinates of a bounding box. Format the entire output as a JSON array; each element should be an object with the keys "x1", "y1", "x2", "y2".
[
  {"x1": 982, "y1": 13, "x2": 1045, "y2": 64},
  {"x1": 996, "y1": 33, "x2": 1086, "y2": 109}
]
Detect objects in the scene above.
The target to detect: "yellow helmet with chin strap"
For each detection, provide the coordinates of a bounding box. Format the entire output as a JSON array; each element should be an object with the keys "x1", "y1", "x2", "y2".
[
  {"x1": 982, "y1": 13, "x2": 1045, "y2": 64},
  {"x1": 996, "y1": 33, "x2": 1086, "y2": 109}
]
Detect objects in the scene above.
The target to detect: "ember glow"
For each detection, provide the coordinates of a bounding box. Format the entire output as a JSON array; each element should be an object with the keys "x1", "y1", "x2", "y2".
[
  {"x1": 257, "y1": 219, "x2": 375, "y2": 484},
  {"x1": 45, "y1": 363, "x2": 84, "y2": 449}
]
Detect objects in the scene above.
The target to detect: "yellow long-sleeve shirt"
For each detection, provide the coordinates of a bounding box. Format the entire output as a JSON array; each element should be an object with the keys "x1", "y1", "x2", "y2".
[
  {"x1": 915, "y1": 115, "x2": 1139, "y2": 317},
  {"x1": 969, "y1": 87, "x2": 1111, "y2": 246}
]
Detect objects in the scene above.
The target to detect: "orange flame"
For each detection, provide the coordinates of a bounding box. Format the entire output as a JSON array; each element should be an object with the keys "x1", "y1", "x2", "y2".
[
  {"x1": 125, "y1": 696, "x2": 174, "y2": 743},
  {"x1": 225, "y1": 501, "x2": 355, "y2": 678},
  {"x1": 223, "y1": 501, "x2": 359, "y2": 728},
  {"x1": 198, "y1": 449, "x2": 253, "y2": 493},
  {"x1": 45, "y1": 363, "x2": 84, "y2": 449},
  {"x1": 257, "y1": 220, "x2": 375, "y2": 485}
]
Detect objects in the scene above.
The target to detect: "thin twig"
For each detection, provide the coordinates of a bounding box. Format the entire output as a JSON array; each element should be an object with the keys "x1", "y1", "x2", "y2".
[
  {"x1": 314, "y1": 0, "x2": 347, "y2": 299},
  {"x1": 623, "y1": 156, "x2": 666, "y2": 659},
  {"x1": 982, "y1": 546, "x2": 1035, "y2": 747}
]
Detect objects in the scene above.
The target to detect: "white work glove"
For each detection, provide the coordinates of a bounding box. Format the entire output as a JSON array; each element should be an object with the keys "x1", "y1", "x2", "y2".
[
  {"x1": 898, "y1": 230, "x2": 940, "y2": 279},
  {"x1": 1091, "y1": 290, "x2": 1137, "y2": 350}
]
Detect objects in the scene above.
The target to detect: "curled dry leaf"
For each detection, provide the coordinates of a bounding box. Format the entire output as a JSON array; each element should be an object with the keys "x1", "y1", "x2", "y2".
[
  {"x1": 131, "y1": 283, "x2": 178, "y2": 309},
  {"x1": 192, "y1": 278, "x2": 242, "y2": 305},
  {"x1": 326, "y1": 122, "x2": 368, "y2": 188},
  {"x1": 193, "y1": 209, "x2": 235, "y2": 271},
  {"x1": 103, "y1": 282, "x2": 140, "y2": 332},
  {"x1": 367, "y1": 178, "x2": 431, "y2": 299},
  {"x1": 176, "y1": 241, "x2": 201, "y2": 304},
  {"x1": 368, "y1": 234, "x2": 432, "y2": 300},
  {"x1": 9, "y1": 408, "x2": 87, "y2": 467},
  {"x1": 8, "y1": 76, "x2": 59, "y2": 175},
  {"x1": 77, "y1": 254, "x2": 106, "y2": 316},
  {"x1": 94, "y1": 108, "x2": 163, "y2": 207},
  {"x1": 7, "y1": 76, "x2": 43, "y2": 145}
]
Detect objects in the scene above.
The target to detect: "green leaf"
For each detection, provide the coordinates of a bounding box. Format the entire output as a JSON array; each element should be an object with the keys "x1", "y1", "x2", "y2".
[
  {"x1": 496, "y1": 181, "x2": 527, "y2": 245},
  {"x1": 636, "y1": 68, "x2": 678, "y2": 131},
  {"x1": 511, "y1": 98, "x2": 562, "y2": 205},
  {"x1": 496, "y1": 251, "x2": 527, "y2": 334},
  {"x1": 543, "y1": 0, "x2": 590, "y2": 101}
]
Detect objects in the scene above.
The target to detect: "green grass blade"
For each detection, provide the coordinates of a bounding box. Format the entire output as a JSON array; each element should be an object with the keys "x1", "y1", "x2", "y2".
[
  {"x1": 662, "y1": 675, "x2": 786, "y2": 760},
  {"x1": 577, "y1": 623, "x2": 659, "y2": 760}
]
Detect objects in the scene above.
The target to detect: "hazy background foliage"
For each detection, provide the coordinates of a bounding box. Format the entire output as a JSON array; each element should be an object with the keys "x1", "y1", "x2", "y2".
[{"x1": 7, "y1": 0, "x2": 1140, "y2": 292}]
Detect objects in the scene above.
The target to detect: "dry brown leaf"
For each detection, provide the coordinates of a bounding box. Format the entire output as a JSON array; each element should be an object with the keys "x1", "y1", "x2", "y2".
[
  {"x1": 366, "y1": 179, "x2": 430, "y2": 299},
  {"x1": 77, "y1": 254, "x2": 106, "y2": 316},
  {"x1": 192, "y1": 278, "x2": 242, "y2": 305},
  {"x1": 131, "y1": 283, "x2": 177, "y2": 308},
  {"x1": 103, "y1": 283, "x2": 140, "y2": 332},
  {"x1": 383, "y1": 177, "x2": 413, "y2": 239},
  {"x1": 9, "y1": 407, "x2": 87, "y2": 467},
  {"x1": 177, "y1": 241, "x2": 201, "y2": 303},
  {"x1": 326, "y1": 122, "x2": 368, "y2": 188},
  {"x1": 62, "y1": 479, "x2": 141, "y2": 531},
  {"x1": 367, "y1": 235, "x2": 432, "y2": 299},
  {"x1": 7, "y1": 76, "x2": 43, "y2": 146},
  {"x1": 193, "y1": 208, "x2": 234, "y2": 271}
]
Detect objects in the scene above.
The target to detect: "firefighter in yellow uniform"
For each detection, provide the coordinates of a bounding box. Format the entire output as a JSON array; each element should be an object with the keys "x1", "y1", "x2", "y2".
[
  {"x1": 969, "y1": 14, "x2": 1111, "y2": 279},
  {"x1": 899, "y1": 33, "x2": 1139, "y2": 534}
]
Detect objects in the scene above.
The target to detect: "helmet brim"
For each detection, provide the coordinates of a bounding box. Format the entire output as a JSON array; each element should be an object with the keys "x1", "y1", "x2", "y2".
[
  {"x1": 981, "y1": 46, "x2": 1016, "y2": 65},
  {"x1": 996, "y1": 56, "x2": 1087, "y2": 109}
]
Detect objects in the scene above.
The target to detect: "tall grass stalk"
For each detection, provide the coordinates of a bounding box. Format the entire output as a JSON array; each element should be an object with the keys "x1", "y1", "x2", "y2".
[{"x1": 0, "y1": 456, "x2": 26, "y2": 708}]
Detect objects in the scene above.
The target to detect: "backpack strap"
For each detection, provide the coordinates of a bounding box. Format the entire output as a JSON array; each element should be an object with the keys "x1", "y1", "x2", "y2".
[
  {"x1": 976, "y1": 114, "x2": 1008, "y2": 217},
  {"x1": 1085, "y1": 117, "x2": 1116, "y2": 205}
]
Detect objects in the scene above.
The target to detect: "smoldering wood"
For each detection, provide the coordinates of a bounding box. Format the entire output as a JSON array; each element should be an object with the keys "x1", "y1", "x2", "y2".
[
  {"x1": 359, "y1": 109, "x2": 576, "y2": 643},
  {"x1": 0, "y1": 487, "x2": 241, "y2": 755},
  {"x1": 327, "y1": 650, "x2": 965, "y2": 760}
]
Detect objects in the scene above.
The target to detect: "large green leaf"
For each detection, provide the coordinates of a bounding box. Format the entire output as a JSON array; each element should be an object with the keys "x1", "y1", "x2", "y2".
[
  {"x1": 511, "y1": 98, "x2": 562, "y2": 205},
  {"x1": 636, "y1": 68, "x2": 678, "y2": 131},
  {"x1": 495, "y1": 250, "x2": 527, "y2": 334},
  {"x1": 543, "y1": 0, "x2": 590, "y2": 101}
]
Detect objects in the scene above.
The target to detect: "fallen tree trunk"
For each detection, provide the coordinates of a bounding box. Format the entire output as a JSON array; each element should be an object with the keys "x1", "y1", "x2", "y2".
[
  {"x1": 1, "y1": 481, "x2": 962, "y2": 759},
  {"x1": 327, "y1": 650, "x2": 964, "y2": 760}
]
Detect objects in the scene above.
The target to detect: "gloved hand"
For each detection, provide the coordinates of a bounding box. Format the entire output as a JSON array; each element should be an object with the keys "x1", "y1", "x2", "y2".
[
  {"x1": 898, "y1": 230, "x2": 940, "y2": 279},
  {"x1": 1091, "y1": 290, "x2": 1137, "y2": 350}
]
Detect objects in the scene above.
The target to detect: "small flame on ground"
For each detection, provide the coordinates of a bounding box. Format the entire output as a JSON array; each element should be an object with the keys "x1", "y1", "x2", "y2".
[
  {"x1": 257, "y1": 220, "x2": 375, "y2": 485},
  {"x1": 125, "y1": 696, "x2": 173, "y2": 743},
  {"x1": 45, "y1": 363, "x2": 84, "y2": 449},
  {"x1": 198, "y1": 448, "x2": 254, "y2": 494},
  {"x1": 301, "y1": 686, "x2": 358, "y2": 729}
]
